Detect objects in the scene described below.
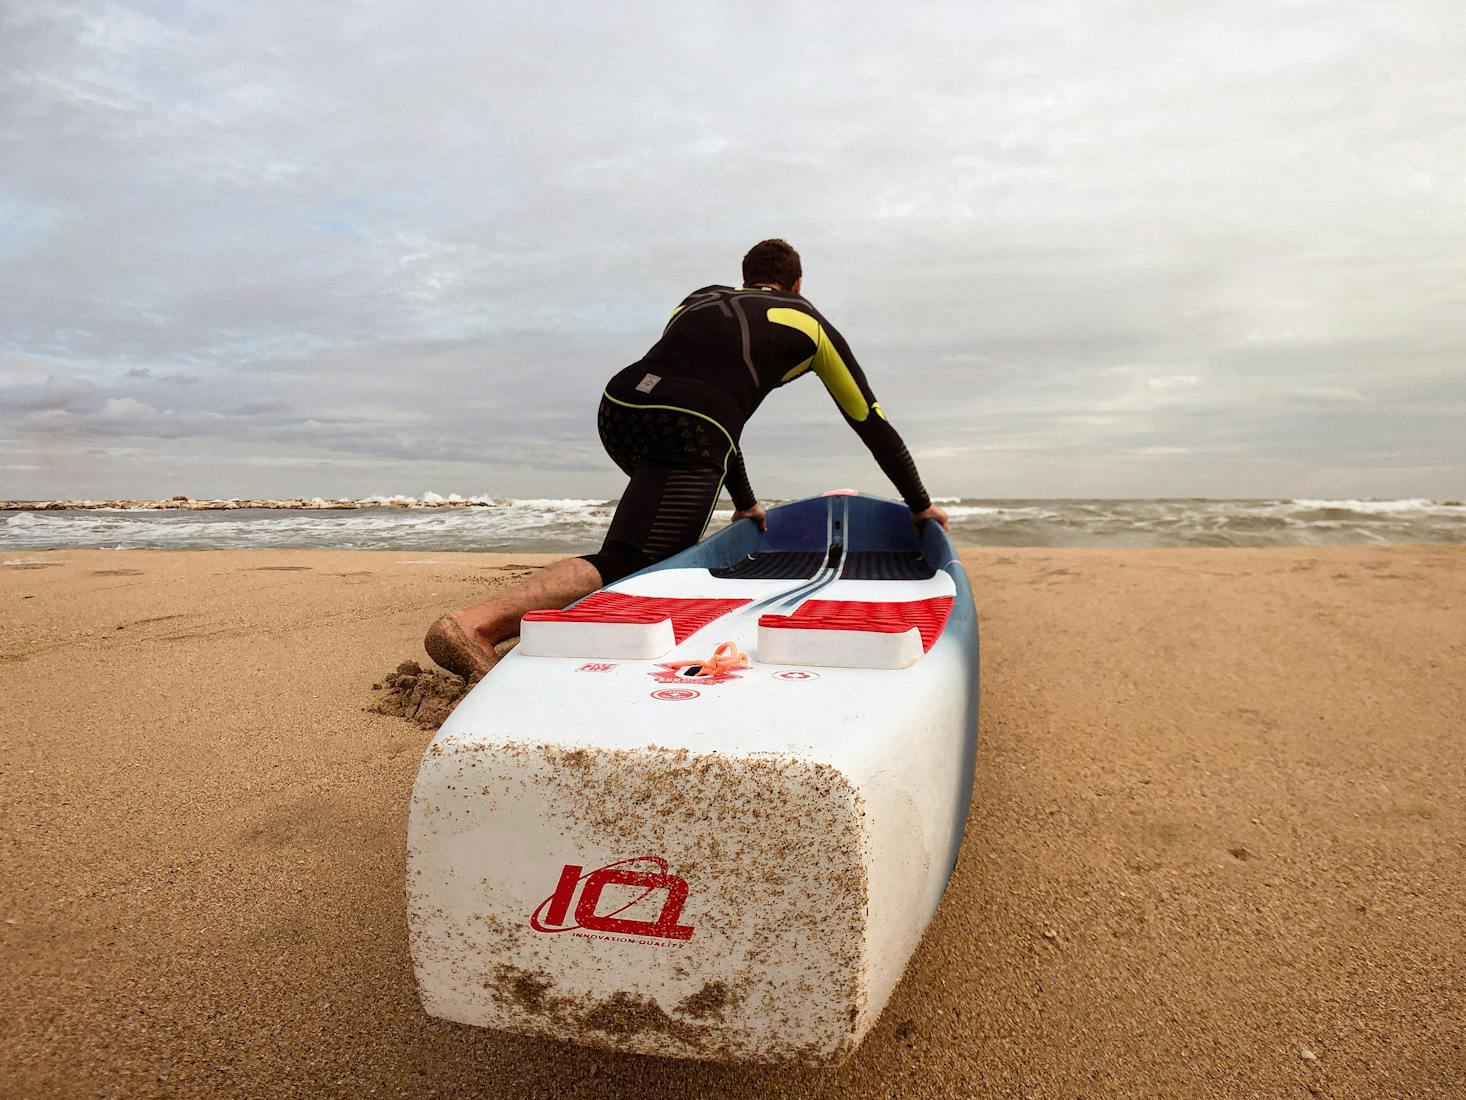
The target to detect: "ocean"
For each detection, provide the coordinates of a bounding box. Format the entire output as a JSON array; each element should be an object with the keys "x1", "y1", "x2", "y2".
[{"x1": 5, "y1": 497, "x2": 1465, "y2": 553}]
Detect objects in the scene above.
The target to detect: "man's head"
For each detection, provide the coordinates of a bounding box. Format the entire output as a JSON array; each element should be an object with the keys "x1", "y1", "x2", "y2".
[{"x1": 742, "y1": 239, "x2": 802, "y2": 293}]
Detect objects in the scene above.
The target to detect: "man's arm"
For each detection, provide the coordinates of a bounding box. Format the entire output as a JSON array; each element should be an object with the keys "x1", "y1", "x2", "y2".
[
  {"x1": 725, "y1": 448, "x2": 757, "y2": 512},
  {"x1": 724, "y1": 450, "x2": 767, "y2": 530},
  {"x1": 769, "y1": 306, "x2": 932, "y2": 513}
]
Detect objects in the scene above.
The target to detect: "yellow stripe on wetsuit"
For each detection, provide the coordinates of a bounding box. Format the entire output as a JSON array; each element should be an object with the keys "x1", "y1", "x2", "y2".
[{"x1": 766, "y1": 307, "x2": 886, "y2": 422}]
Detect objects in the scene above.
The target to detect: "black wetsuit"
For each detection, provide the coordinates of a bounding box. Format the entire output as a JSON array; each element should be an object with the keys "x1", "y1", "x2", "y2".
[{"x1": 582, "y1": 284, "x2": 931, "y2": 583}]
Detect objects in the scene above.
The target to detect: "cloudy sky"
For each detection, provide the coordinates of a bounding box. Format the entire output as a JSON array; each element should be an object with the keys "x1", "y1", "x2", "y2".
[{"x1": 2, "y1": 1, "x2": 1463, "y2": 502}]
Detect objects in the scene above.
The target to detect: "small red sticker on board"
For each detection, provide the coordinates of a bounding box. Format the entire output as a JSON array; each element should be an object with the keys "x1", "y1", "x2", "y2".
[
  {"x1": 650, "y1": 688, "x2": 700, "y2": 701},
  {"x1": 577, "y1": 662, "x2": 618, "y2": 672},
  {"x1": 773, "y1": 670, "x2": 820, "y2": 681}
]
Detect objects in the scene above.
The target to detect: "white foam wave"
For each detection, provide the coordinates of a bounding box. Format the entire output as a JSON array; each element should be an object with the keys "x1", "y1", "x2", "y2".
[
  {"x1": 941, "y1": 504, "x2": 1062, "y2": 520},
  {"x1": 1286, "y1": 498, "x2": 1455, "y2": 515},
  {"x1": 0, "y1": 498, "x2": 619, "y2": 552}
]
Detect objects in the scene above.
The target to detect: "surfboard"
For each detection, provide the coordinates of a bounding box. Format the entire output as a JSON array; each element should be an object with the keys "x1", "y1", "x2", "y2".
[{"x1": 406, "y1": 491, "x2": 980, "y2": 1065}]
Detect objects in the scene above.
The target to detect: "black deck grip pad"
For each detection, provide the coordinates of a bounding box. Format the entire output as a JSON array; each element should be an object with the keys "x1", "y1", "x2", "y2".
[
  {"x1": 709, "y1": 550, "x2": 826, "y2": 580},
  {"x1": 839, "y1": 550, "x2": 937, "y2": 581}
]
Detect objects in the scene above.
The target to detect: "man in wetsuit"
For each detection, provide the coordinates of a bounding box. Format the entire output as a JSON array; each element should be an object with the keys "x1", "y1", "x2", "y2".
[{"x1": 424, "y1": 239, "x2": 948, "y2": 681}]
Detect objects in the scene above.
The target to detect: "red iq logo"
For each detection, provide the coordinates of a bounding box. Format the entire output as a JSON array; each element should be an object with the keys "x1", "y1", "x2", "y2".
[{"x1": 530, "y1": 856, "x2": 695, "y2": 941}]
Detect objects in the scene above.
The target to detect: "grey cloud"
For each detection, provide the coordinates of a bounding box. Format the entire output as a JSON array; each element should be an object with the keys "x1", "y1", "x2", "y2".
[
  {"x1": 127, "y1": 366, "x2": 202, "y2": 384},
  {"x1": 4, "y1": 373, "x2": 97, "y2": 412},
  {"x1": 228, "y1": 399, "x2": 290, "y2": 416},
  {"x1": 1, "y1": 2, "x2": 1463, "y2": 500}
]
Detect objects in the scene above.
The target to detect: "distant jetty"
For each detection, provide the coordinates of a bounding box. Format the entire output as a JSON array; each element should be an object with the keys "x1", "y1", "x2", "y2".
[{"x1": 1, "y1": 495, "x2": 501, "y2": 511}]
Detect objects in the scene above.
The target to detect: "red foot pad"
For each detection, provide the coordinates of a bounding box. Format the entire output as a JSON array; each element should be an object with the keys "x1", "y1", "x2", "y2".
[
  {"x1": 523, "y1": 592, "x2": 750, "y2": 643},
  {"x1": 759, "y1": 597, "x2": 955, "y2": 652}
]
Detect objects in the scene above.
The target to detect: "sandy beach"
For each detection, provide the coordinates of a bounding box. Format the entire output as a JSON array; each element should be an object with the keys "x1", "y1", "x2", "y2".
[{"x1": 3, "y1": 545, "x2": 1463, "y2": 1099}]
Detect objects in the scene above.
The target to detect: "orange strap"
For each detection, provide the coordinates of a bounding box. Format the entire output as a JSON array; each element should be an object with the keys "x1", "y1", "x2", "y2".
[{"x1": 660, "y1": 640, "x2": 749, "y2": 678}]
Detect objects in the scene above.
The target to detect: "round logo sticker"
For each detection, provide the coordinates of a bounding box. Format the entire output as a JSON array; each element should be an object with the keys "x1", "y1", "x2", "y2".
[
  {"x1": 773, "y1": 670, "x2": 820, "y2": 682},
  {"x1": 650, "y1": 688, "x2": 701, "y2": 701}
]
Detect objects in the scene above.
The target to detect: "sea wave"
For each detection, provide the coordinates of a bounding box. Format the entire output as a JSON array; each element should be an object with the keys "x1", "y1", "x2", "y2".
[
  {"x1": 1284, "y1": 498, "x2": 1456, "y2": 515},
  {"x1": 3, "y1": 497, "x2": 1463, "y2": 552},
  {"x1": 1, "y1": 501, "x2": 623, "y2": 553}
]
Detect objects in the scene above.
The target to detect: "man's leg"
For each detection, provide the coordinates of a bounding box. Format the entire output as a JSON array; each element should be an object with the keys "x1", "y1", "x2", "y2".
[
  {"x1": 423, "y1": 459, "x2": 724, "y2": 681},
  {"x1": 424, "y1": 556, "x2": 603, "y2": 681},
  {"x1": 591, "y1": 461, "x2": 727, "y2": 574}
]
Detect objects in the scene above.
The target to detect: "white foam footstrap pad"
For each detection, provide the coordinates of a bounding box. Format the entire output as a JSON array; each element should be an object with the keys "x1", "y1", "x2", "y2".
[
  {"x1": 518, "y1": 617, "x2": 675, "y2": 660},
  {"x1": 757, "y1": 621, "x2": 924, "y2": 670}
]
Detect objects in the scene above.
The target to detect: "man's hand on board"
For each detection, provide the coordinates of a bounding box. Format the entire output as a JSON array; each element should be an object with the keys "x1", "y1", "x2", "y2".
[
  {"x1": 911, "y1": 503, "x2": 950, "y2": 533},
  {"x1": 732, "y1": 503, "x2": 768, "y2": 532}
]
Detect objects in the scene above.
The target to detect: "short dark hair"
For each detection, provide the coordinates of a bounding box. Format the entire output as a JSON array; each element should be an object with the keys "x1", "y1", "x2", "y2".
[{"x1": 742, "y1": 239, "x2": 802, "y2": 290}]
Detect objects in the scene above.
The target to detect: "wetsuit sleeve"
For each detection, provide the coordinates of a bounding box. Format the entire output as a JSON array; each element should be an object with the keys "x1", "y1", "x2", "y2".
[
  {"x1": 725, "y1": 448, "x2": 757, "y2": 512},
  {"x1": 780, "y1": 311, "x2": 931, "y2": 513}
]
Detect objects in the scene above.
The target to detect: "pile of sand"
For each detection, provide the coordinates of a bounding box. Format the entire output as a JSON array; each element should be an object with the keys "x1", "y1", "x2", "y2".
[{"x1": 370, "y1": 659, "x2": 472, "y2": 729}]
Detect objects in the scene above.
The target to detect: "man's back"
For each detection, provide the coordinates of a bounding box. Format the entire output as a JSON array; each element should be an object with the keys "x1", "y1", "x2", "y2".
[{"x1": 630, "y1": 284, "x2": 883, "y2": 443}]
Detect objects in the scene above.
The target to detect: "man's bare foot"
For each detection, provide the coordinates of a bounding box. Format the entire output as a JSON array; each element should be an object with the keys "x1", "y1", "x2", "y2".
[
  {"x1": 423, "y1": 556, "x2": 603, "y2": 682},
  {"x1": 423, "y1": 614, "x2": 496, "y2": 682}
]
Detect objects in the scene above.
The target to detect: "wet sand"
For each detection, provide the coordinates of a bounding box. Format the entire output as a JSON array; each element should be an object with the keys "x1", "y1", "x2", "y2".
[{"x1": 2, "y1": 546, "x2": 1463, "y2": 1099}]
